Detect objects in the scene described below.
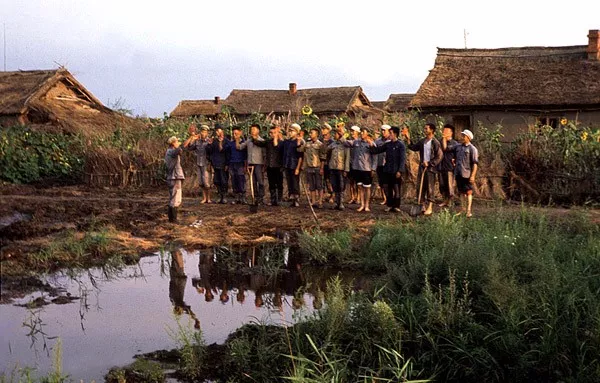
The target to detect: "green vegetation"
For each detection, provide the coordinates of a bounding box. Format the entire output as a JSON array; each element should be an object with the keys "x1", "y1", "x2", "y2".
[
  {"x1": 157, "y1": 208, "x2": 600, "y2": 382},
  {"x1": 105, "y1": 359, "x2": 165, "y2": 383},
  {"x1": 2, "y1": 224, "x2": 136, "y2": 276},
  {"x1": 0, "y1": 127, "x2": 84, "y2": 184},
  {"x1": 1, "y1": 339, "x2": 69, "y2": 383}
]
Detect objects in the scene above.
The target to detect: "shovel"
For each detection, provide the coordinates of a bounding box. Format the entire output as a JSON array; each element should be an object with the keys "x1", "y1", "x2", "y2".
[
  {"x1": 410, "y1": 168, "x2": 426, "y2": 217},
  {"x1": 248, "y1": 166, "x2": 258, "y2": 213}
]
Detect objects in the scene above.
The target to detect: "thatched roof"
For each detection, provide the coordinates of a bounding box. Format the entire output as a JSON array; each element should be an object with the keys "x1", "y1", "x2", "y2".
[
  {"x1": 0, "y1": 68, "x2": 143, "y2": 135},
  {"x1": 410, "y1": 45, "x2": 600, "y2": 109},
  {"x1": 371, "y1": 101, "x2": 386, "y2": 109},
  {"x1": 170, "y1": 99, "x2": 222, "y2": 118},
  {"x1": 223, "y1": 86, "x2": 373, "y2": 115},
  {"x1": 384, "y1": 94, "x2": 414, "y2": 112}
]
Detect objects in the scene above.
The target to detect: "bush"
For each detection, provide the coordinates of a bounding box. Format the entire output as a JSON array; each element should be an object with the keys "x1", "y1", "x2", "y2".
[{"x1": 0, "y1": 126, "x2": 84, "y2": 183}]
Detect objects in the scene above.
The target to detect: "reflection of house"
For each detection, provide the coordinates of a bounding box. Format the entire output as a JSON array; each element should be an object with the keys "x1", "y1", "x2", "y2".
[
  {"x1": 0, "y1": 68, "x2": 141, "y2": 136},
  {"x1": 410, "y1": 29, "x2": 600, "y2": 141},
  {"x1": 170, "y1": 97, "x2": 223, "y2": 119},
  {"x1": 223, "y1": 83, "x2": 383, "y2": 122}
]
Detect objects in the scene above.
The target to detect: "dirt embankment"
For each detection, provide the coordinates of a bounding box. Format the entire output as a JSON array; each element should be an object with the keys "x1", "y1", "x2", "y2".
[
  {"x1": 2, "y1": 184, "x2": 598, "y2": 279},
  {"x1": 0, "y1": 185, "x2": 379, "y2": 275}
]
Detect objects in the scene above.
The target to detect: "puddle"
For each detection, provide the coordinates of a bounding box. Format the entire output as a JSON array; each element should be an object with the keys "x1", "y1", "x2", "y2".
[{"x1": 0, "y1": 246, "x2": 371, "y2": 381}]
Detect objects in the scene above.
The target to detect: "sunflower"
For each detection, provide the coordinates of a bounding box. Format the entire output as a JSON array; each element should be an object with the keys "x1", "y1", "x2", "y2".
[
  {"x1": 560, "y1": 118, "x2": 568, "y2": 126},
  {"x1": 301, "y1": 105, "x2": 313, "y2": 115}
]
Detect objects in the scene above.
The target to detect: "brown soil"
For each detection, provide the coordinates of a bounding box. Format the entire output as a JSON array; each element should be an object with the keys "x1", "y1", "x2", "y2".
[{"x1": 1, "y1": 184, "x2": 598, "y2": 278}]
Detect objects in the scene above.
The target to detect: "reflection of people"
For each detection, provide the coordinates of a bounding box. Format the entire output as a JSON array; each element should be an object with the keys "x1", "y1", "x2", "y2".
[
  {"x1": 197, "y1": 251, "x2": 216, "y2": 302},
  {"x1": 168, "y1": 248, "x2": 200, "y2": 329}
]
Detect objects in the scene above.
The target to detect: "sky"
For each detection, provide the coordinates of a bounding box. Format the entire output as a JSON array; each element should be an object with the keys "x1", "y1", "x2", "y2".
[{"x1": 1, "y1": 0, "x2": 599, "y2": 117}]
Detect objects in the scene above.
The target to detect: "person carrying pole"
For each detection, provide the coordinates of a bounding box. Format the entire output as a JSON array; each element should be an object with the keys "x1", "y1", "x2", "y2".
[
  {"x1": 402, "y1": 123, "x2": 443, "y2": 216},
  {"x1": 239, "y1": 123, "x2": 266, "y2": 205}
]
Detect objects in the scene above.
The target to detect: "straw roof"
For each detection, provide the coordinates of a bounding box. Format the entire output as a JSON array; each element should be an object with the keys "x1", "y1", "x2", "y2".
[
  {"x1": 0, "y1": 68, "x2": 143, "y2": 135},
  {"x1": 371, "y1": 101, "x2": 386, "y2": 109},
  {"x1": 223, "y1": 86, "x2": 374, "y2": 115},
  {"x1": 170, "y1": 99, "x2": 222, "y2": 118},
  {"x1": 384, "y1": 93, "x2": 415, "y2": 112},
  {"x1": 410, "y1": 45, "x2": 600, "y2": 109}
]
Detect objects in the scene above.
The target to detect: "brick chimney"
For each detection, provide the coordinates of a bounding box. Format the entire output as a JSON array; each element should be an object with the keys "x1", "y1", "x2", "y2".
[
  {"x1": 588, "y1": 29, "x2": 600, "y2": 61},
  {"x1": 214, "y1": 96, "x2": 220, "y2": 104},
  {"x1": 289, "y1": 83, "x2": 297, "y2": 95}
]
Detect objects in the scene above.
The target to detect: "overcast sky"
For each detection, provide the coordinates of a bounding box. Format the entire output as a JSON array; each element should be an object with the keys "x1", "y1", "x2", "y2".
[{"x1": 1, "y1": 0, "x2": 599, "y2": 117}]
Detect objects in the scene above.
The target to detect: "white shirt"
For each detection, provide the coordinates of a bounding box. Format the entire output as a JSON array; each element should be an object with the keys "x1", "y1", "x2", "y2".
[{"x1": 423, "y1": 138, "x2": 432, "y2": 163}]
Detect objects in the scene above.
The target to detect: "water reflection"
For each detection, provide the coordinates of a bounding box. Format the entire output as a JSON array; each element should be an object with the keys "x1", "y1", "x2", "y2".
[
  {"x1": 168, "y1": 248, "x2": 200, "y2": 329},
  {"x1": 1, "y1": 244, "x2": 373, "y2": 382}
]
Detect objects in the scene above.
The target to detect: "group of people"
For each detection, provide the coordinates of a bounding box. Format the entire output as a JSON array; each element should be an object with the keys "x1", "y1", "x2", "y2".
[{"x1": 164, "y1": 120, "x2": 479, "y2": 222}]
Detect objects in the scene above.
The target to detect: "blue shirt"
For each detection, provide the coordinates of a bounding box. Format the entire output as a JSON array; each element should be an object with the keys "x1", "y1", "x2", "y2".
[{"x1": 228, "y1": 139, "x2": 247, "y2": 164}]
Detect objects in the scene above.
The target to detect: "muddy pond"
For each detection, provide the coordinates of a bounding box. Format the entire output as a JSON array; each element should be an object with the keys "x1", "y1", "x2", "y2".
[{"x1": 0, "y1": 245, "x2": 372, "y2": 381}]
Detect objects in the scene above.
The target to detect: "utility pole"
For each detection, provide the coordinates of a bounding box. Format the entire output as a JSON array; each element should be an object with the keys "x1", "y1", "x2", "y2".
[
  {"x1": 3, "y1": 23, "x2": 6, "y2": 71},
  {"x1": 463, "y1": 28, "x2": 469, "y2": 49}
]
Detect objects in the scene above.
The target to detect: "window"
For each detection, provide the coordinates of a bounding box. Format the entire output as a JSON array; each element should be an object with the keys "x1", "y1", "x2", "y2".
[
  {"x1": 452, "y1": 115, "x2": 471, "y2": 136},
  {"x1": 537, "y1": 117, "x2": 558, "y2": 129}
]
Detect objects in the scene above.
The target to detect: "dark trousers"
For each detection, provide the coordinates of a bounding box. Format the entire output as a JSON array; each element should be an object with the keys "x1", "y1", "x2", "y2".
[
  {"x1": 417, "y1": 168, "x2": 437, "y2": 204},
  {"x1": 323, "y1": 165, "x2": 332, "y2": 193},
  {"x1": 229, "y1": 162, "x2": 246, "y2": 194},
  {"x1": 383, "y1": 173, "x2": 402, "y2": 208},
  {"x1": 329, "y1": 169, "x2": 345, "y2": 193},
  {"x1": 285, "y1": 168, "x2": 300, "y2": 197},
  {"x1": 330, "y1": 170, "x2": 345, "y2": 207},
  {"x1": 249, "y1": 164, "x2": 265, "y2": 200},
  {"x1": 438, "y1": 170, "x2": 455, "y2": 200},
  {"x1": 267, "y1": 167, "x2": 284, "y2": 202},
  {"x1": 213, "y1": 168, "x2": 229, "y2": 196}
]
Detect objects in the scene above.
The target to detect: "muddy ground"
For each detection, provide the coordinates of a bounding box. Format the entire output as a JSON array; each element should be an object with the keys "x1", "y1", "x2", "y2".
[{"x1": 1, "y1": 184, "x2": 598, "y2": 280}]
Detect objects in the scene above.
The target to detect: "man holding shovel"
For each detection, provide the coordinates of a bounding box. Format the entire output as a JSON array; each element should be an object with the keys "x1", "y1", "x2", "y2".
[
  {"x1": 239, "y1": 123, "x2": 266, "y2": 205},
  {"x1": 403, "y1": 123, "x2": 443, "y2": 216}
]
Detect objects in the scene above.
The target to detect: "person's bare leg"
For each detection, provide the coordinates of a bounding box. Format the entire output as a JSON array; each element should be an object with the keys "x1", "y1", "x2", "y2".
[
  {"x1": 364, "y1": 186, "x2": 371, "y2": 212},
  {"x1": 205, "y1": 187, "x2": 212, "y2": 203},
  {"x1": 466, "y1": 194, "x2": 473, "y2": 218},
  {"x1": 357, "y1": 188, "x2": 365, "y2": 211}
]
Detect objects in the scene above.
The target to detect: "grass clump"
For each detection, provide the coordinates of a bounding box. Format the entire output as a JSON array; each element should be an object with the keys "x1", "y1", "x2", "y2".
[
  {"x1": 105, "y1": 359, "x2": 165, "y2": 383},
  {"x1": 297, "y1": 228, "x2": 354, "y2": 265}
]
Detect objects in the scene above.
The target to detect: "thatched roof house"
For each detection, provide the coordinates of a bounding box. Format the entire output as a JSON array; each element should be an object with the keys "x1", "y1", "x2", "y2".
[
  {"x1": 410, "y1": 29, "x2": 600, "y2": 140},
  {"x1": 222, "y1": 83, "x2": 383, "y2": 122},
  {"x1": 170, "y1": 97, "x2": 223, "y2": 119},
  {"x1": 0, "y1": 68, "x2": 142, "y2": 136},
  {"x1": 384, "y1": 93, "x2": 415, "y2": 113}
]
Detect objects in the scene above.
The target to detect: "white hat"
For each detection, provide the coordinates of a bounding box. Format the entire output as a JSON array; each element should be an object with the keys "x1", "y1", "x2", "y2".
[
  {"x1": 381, "y1": 124, "x2": 391, "y2": 130},
  {"x1": 290, "y1": 123, "x2": 301, "y2": 132},
  {"x1": 167, "y1": 136, "x2": 178, "y2": 145},
  {"x1": 350, "y1": 125, "x2": 361, "y2": 132},
  {"x1": 200, "y1": 124, "x2": 210, "y2": 131},
  {"x1": 461, "y1": 129, "x2": 474, "y2": 140}
]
